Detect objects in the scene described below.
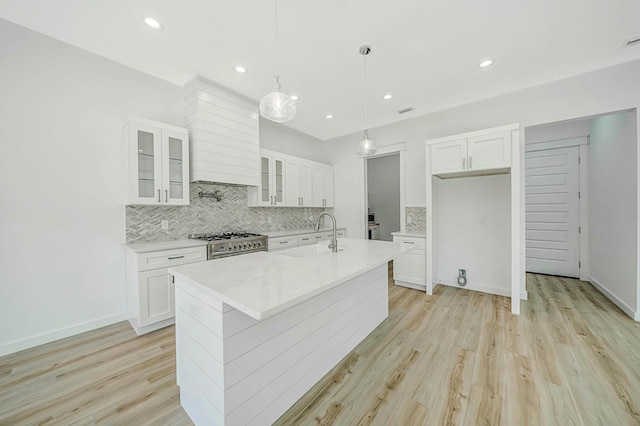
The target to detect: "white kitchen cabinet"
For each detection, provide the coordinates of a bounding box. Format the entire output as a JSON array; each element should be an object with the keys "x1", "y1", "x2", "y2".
[
  {"x1": 125, "y1": 117, "x2": 190, "y2": 205},
  {"x1": 248, "y1": 150, "x2": 286, "y2": 206},
  {"x1": 312, "y1": 165, "x2": 335, "y2": 207},
  {"x1": 268, "y1": 235, "x2": 298, "y2": 251},
  {"x1": 324, "y1": 229, "x2": 346, "y2": 240},
  {"x1": 392, "y1": 235, "x2": 426, "y2": 290},
  {"x1": 267, "y1": 228, "x2": 346, "y2": 251},
  {"x1": 297, "y1": 232, "x2": 325, "y2": 246},
  {"x1": 430, "y1": 131, "x2": 510, "y2": 176},
  {"x1": 285, "y1": 158, "x2": 313, "y2": 207},
  {"x1": 126, "y1": 244, "x2": 206, "y2": 335}
]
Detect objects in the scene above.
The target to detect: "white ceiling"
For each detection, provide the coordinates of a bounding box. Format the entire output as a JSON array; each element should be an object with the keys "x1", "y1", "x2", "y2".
[{"x1": 1, "y1": 0, "x2": 639, "y2": 140}]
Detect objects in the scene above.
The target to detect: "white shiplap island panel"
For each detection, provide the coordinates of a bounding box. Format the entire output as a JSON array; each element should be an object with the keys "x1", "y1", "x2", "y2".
[{"x1": 169, "y1": 238, "x2": 414, "y2": 426}]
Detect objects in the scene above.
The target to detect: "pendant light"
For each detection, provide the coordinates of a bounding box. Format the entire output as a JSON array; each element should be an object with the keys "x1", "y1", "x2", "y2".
[
  {"x1": 355, "y1": 45, "x2": 377, "y2": 156},
  {"x1": 260, "y1": 0, "x2": 296, "y2": 122}
]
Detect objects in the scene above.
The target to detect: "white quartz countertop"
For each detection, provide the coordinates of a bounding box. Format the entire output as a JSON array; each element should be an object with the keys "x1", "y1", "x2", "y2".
[
  {"x1": 261, "y1": 227, "x2": 345, "y2": 238},
  {"x1": 125, "y1": 239, "x2": 208, "y2": 253},
  {"x1": 169, "y1": 238, "x2": 413, "y2": 320},
  {"x1": 391, "y1": 231, "x2": 426, "y2": 238}
]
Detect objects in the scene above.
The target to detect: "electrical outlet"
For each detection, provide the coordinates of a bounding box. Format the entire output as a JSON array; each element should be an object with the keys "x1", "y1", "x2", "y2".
[
  {"x1": 407, "y1": 216, "x2": 412, "y2": 224},
  {"x1": 458, "y1": 269, "x2": 466, "y2": 277},
  {"x1": 267, "y1": 216, "x2": 272, "y2": 224},
  {"x1": 161, "y1": 220, "x2": 169, "y2": 230}
]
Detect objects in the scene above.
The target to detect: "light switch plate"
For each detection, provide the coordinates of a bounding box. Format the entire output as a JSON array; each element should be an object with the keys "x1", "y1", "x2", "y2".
[{"x1": 161, "y1": 220, "x2": 169, "y2": 230}]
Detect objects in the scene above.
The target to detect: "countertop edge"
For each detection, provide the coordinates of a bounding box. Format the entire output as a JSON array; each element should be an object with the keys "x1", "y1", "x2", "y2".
[
  {"x1": 125, "y1": 239, "x2": 208, "y2": 253},
  {"x1": 391, "y1": 231, "x2": 426, "y2": 238}
]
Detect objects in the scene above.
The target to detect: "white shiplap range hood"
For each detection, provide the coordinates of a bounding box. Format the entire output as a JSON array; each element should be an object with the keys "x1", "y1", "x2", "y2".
[{"x1": 184, "y1": 76, "x2": 260, "y2": 186}]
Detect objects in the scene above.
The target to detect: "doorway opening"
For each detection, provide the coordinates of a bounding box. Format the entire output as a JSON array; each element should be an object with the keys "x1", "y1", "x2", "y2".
[
  {"x1": 360, "y1": 142, "x2": 405, "y2": 241},
  {"x1": 365, "y1": 153, "x2": 400, "y2": 241},
  {"x1": 524, "y1": 108, "x2": 638, "y2": 320}
]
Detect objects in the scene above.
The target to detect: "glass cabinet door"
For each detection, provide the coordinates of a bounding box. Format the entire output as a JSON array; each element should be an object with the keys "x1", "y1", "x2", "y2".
[
  {"x1": 130, "y1": 124, "x2": 162, "y2": 204},
  {"x1": 274, "y1": 158, "x2": 284, "y2": 204},
  {"x1": 162, "y1": 130, "x2": 189, "y2": 205},
  {"x1": 261, "y1": 156, "x2": 271, "y2": 204}
]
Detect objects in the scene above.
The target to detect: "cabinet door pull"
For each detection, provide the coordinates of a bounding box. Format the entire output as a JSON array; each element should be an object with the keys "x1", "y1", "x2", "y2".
[
  {"x1": 168, "y1": 255, "x2": 185, "y2": 260},
  {"x1": 301, "y1": 237, "x2": 309, "y2": 241},
  {"x1": 301, "y1": 197, "x2": 304, "y2": 206},
  {"x1": 165, "y1": 189, "x2": 168, "y2": 202},
  {"x1": 279, "y1": 241, "x2": 288, "y2": 244},
  {"x1": 403, "y1": 241, "x2": 415, "y2": 244},
  {"x1": 462, "y1": 158, "x2": 465, "y2": 170},
  {"x1": 469, "y1": 156, "x2": 472, "y2": 169},
  {"x1": 157, "y1": 189, "x2": 161, "y2": 202}
]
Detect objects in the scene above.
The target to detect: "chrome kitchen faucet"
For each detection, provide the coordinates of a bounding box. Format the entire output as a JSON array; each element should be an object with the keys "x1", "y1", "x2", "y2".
[{"x1": 315, "y1": 212, "x2": 338, "y2": 252}]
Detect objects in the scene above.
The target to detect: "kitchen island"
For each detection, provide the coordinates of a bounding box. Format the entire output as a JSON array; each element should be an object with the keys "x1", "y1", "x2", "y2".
[{"x1": 168, "y1": 237, "x2": 413, "y2": 426}]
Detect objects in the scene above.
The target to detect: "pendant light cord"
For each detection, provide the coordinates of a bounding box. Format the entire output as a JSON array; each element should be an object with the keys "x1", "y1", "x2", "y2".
[
  {"x1": 275, "y1": 0, "x2": 280, "y2": 74},
  {"x1": 364, "y1": 52, "x2": 367, "y2": 131}
]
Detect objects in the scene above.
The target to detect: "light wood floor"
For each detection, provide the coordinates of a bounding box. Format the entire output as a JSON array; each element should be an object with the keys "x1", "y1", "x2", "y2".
[{"x1": 2, "y1": 271, "x2": 640, "y2": 425}]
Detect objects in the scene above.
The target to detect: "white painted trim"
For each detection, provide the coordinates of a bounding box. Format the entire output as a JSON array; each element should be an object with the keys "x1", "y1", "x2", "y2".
[
  {"x1": 0, "y1": 312, "x2": 128, "y2": 357},
  {"x1": 512, "y1": 127, "x2": 522, "y2": 315},
  {"x1": 579, "y1": 144, "x2": 590, "y2": 281},
  {"x1": 525, "y1": 136, "x2": 589, "y2": 152},
  {"x1": 360, "y1": 142, "x2": 407, "y2": 239},
  {"x1": 425, "y1": 148, "x2": 434, "y2": 295},
  {"x1": 394, "y1": 281, "x2": 426, "y2": 291},
  {"x1": 590, "y1": 277, "x2": 637, "y2": 320},
  {"x1": 637, "y1": 110, "x2": 640, "y2": 318},
  {"x1": 437, "y1": 279, "x2": 511, "y2": 297},
  {"x1": 520, "y1": 291, "x2": 529, "y2": 300}
]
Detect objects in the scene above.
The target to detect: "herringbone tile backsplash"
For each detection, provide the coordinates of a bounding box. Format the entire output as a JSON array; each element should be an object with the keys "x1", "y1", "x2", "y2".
[
  {"x1": 406, "y1": 207, "x2": 426, "y2": 233},
  {"x1": 126, "y1": 182, "x2": 325, "y2": 243}
]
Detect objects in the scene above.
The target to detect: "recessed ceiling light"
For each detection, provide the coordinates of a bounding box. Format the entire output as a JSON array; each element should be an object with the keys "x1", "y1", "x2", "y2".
[
  {"x1": 478, "y1": 59, "x2": 494, "y2": 69},
  {"x1": 235, "y1": 65, "x2": 247, "y2": 74},
  {"x1": 290, "y1": 95, "x2": 299, "y2": 101},
  {"x1": 143, "y1": 17, "x2": 164, "y2": 31},
  {"x1": 325, "y1": 114, "x2": 333, "y2": 119},
  {"x1": 383, "y1": 94, "x2": 393, "y2": 100}
]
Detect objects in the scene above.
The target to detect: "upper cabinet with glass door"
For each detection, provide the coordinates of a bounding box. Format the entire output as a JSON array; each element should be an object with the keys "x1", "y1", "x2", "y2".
[
  {"x1": 125, "y1": 117, "x2": 190, "y2": 205},
  {"x1": 248, "y1": 149, "x2": 286, "y2": 206}
]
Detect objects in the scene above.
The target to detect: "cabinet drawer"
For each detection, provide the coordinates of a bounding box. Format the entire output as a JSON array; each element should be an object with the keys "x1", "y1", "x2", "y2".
[
  {"x1": 268, "y1": 236, "x2": 298, "y2": 251},
  {"x1": 137, "y1": 246, "x2": 207, "y2": 272},
  {"x1": 393, "y1": 236, "x2": 426, "y2": 250},
  {"x1": 325, "y1": 229, "x2": 346, "y2": 240},
  {"x1": 297, "y1": 232, "x2": 325, "y2": 246}
]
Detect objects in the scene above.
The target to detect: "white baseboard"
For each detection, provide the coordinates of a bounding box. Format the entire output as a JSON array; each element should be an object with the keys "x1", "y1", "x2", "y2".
[
  {"x1": 394, "y1": 280, "x2": 426, "y2": 292},
  {"x1": 0, "y1": 312, "x2": 128, "y2": 357},
  {"x1": 438, "y1": 279, "x2": 510, "y2": 297},
  {"x1": 589, "y1": 277, "x2": 638, "y2": 321},
  {"x1": 520, "y1": 291, "x2": 529, "y2": 300}
]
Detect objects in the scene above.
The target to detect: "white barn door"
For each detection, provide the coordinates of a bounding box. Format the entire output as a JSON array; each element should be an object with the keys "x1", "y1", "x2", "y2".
[{"x1": 525, "y1": 146, "x2": 580, "y2": 277}]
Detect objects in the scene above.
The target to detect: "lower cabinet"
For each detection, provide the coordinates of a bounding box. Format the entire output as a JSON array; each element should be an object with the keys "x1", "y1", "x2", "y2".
[
  {"x1": 126, "y1": 245, "x2": 207, "y2": 335},
  {"x1": 268, "y1": 228, "x2": 346, "y2": 252},
  {"x1": 392, "y1": 235, "x2": 426, "y2": 291}
]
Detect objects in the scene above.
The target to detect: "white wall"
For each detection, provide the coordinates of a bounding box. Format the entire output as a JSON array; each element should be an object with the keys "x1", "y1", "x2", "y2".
[
  {"x1": 525, "y1": 118, "x2": 591, "y2": 145},
  {"x1": 437, "y1": 175, "x2": 511, "y2": 295},
  {"x1": 0, "y1": 19, "x2": 185, "y2": 356},
  {"x1": 589, "y1": 111, "x2": 638, "y2": 316},
  {"x1": 260, "y1": 118, "x2": 328, "y2": 164},
  {"x1": 367, "y1": 154, "x2": 400, "y2": 241}
]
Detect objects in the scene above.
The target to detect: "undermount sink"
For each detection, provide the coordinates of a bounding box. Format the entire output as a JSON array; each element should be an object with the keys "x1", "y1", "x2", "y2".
[{"x1": 279, "y1": 243, "x2": 345, "y2": 258}]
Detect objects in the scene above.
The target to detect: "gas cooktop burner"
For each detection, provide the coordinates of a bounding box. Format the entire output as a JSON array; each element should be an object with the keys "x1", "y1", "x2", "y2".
[{"x1": 189, "y1": 232, "x2": 263, "y2": 241}]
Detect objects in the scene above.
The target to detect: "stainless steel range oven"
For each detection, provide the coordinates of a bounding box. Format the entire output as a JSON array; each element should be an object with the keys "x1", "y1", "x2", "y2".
[{"x1": 188, "y1": 232, "x2": 267, "y2": 260}]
